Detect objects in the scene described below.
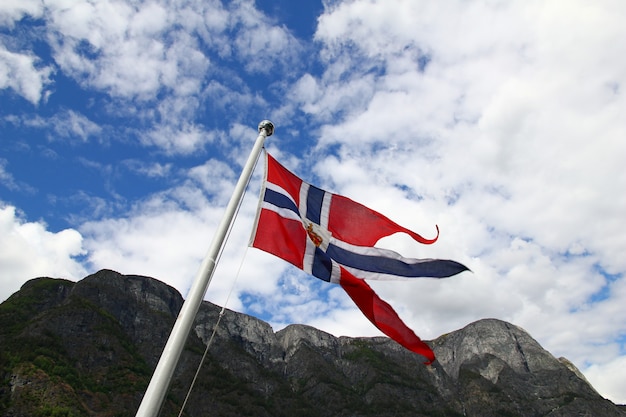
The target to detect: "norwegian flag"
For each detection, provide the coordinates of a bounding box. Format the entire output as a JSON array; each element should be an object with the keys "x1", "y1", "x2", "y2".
[{"x1": 250, "y1": 151, "x2": 468, "y2": 364}]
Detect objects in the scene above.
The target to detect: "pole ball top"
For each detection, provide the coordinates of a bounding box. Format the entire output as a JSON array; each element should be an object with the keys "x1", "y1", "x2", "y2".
[{"x1": 258, "y1": 120, "x2": 274, "y2": 136}]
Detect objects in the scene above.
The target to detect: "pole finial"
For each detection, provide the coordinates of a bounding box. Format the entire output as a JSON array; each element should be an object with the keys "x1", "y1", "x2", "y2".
[{"x1": 258, "y1": 120, "x2": 274, "y2": 136}]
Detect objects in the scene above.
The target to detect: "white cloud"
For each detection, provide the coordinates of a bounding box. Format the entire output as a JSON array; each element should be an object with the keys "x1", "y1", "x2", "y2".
[
  {"x1": 187, "y1": 159, "x2": 237, "y2": 204},
  {"x1": 0, "y1": 47, "x2": 53, "y2": 105},
  {"x1": 121, "y1": 160, "x2": 173, "y2": 179},
  {"x1": 0, "y1": 159, "x2": 18, "y2": 190},
  {"x1": 0, "y1": 0, "x2": 44, "y2": 28},
  {"x1": 285, "y1": 0, "x2": 626, "y2": 404},
  {"x1": 0, "y1": 203, "x2": 86, "y2": 302},
  {"x1": 78, "y1": 156, "x2": 280, "y2": 310},
  {"x1": 49, "y1": 110, "x2": 102, "y2": 142},
  {"x1": 141, "y1": 121, "x2": 214, "y2": 155},
  {"x1": 2, "y1": 0, "x2": 625, "y2": 406},
  {"x1": 8, "y1": 110, "x2": 103, "y2": 143},
  {"x1": 42, "y1": 0, "x2": 300, "y2": 100},
  {"x1": 80, "y1": 195, "x2": 219, "y2": 293},
  {"x1": 44, "y1": 0, "x2": 209, "y2": 100},
  {"x1": 585, "y1": 355, "x2": 626, "y2": 405},
  {"x1": 2, "y1": 0, "x2": 300, "y2": 156},
  {"x1": 228, "y1": 0, "x2": 303, "y2": 74}
]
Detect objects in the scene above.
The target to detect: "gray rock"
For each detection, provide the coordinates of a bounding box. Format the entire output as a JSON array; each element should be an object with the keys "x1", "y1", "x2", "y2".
[{"x1": 1, "y1": 270, "x2": 623, "y2": 417}]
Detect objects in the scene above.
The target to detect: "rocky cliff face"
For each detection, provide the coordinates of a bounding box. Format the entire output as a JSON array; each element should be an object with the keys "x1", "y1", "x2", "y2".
[{"x1": 0, "y1": 270, "x2": 623, "y2": 417}]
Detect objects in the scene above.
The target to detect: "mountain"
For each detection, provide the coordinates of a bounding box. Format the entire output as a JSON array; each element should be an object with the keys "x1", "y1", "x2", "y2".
[{"x1": 0, "y1": 269, "x2": 623, "y2": 417}]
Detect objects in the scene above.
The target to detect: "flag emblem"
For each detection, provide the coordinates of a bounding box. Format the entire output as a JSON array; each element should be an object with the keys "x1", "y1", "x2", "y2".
[{"x1": 306, "y1": 222, "x2": 327, "y2": 248}]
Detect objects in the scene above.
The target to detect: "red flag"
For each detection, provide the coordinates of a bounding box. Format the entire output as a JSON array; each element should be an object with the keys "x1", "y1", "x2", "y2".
[
  {"x1": 251, "y1": 151, "x2": 468, "y2": 363},
  {"x1": 339, "y1": 270, "x2": 435, "y2": 364}
]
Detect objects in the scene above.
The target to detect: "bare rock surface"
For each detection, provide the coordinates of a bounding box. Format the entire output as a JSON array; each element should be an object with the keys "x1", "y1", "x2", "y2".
[{"x1": 1, "y1": 269, "x2": 623, "y2": 417}]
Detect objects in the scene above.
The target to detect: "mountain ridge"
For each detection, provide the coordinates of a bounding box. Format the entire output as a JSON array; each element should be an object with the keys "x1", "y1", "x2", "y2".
[{"x1": 1, "y1": 269, "x2": 623, "y2": 416}]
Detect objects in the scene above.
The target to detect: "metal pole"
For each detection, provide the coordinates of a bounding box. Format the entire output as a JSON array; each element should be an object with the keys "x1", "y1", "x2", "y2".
[{"x1": 135, "y1": 120, "x2": 274, "y2": 417}]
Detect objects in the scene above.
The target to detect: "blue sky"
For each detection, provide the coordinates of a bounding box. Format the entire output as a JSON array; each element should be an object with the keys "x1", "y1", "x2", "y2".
[{"x1": 1, "y1": 0, "x2": 625, "y2": 404}]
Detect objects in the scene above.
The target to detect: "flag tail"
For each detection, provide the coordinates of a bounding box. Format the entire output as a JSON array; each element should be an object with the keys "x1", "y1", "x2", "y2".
[
  {"x1": 328, "y1": 194, "x2": 440, "y2": 246},
  {"x1": 339, "y1": 270, "x2": 435, "y2": 365}
]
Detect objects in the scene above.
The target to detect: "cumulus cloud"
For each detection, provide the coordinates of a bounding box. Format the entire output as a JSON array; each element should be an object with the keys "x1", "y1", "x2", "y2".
[
  {"x1": 32, "y1": 0, "x2": 300, "y2": 154},
  {"x1": 585, "y1": 355, "x2": 626, "y2": 404},
  {"x1": 287, "y1": 0, "x2": 626, "y2": 402},
  {"x1": 78, "y1": 155, "x2": 281, "y2": 311},
  {"x1": 45, "y1": 0, "x2": 177, "y2": 100},
  {"x1": 0, "y1": 203, "x2": 86, "y2": 302},
  {"x1": 141, "y1": 120, "x2": 214, "y2": 155},
  {"x1": 42, "y1": 0, "x2": 300, "y2": 98},
  {"x1": 0, "y1": 0, "x2": 44, "y2": 29},
  {"x1": 1, "y1": 1, "x2": 50, "y2": 104},
  {"x1": 80, "y1": 196, "x2": 218, "y2": 293},
  {"x1": 1, "y1": 0, "x2": 624, "y2": 405},
  {"x1": 0, "y1": 47, "x2": 53, "y2": 105}
]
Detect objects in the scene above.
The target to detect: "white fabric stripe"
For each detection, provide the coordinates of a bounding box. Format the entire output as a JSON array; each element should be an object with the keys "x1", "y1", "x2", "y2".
[
  {"x1": 264, "y1": 181, "x2": 301, "y2": 221},
  {"x1": 261, "y1": 201, "x2": 301, "y2": 222},
  {"x1": 265, "y1": 182, "x2": 296, "y2": 205},
  {"x1": 299, "y1": 182, "x2": 309, "y2": 218},
  {"x1": 329, "y1": 261, "x2": 341, "y2": 284},
  {"x1": 303, "y1": 236, "x2": 316, "y2": 275},
  {"x1": 320, "y1": 191, "x2": 331, "y2": 229},
  {"x1": 329, "y1": 236, "x2": 431, "y2": 266}
]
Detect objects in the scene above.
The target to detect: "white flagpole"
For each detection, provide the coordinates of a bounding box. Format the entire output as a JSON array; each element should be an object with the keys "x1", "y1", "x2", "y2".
[{"x1": 135, "y1": 120, "x2": 274, "y2": 417}]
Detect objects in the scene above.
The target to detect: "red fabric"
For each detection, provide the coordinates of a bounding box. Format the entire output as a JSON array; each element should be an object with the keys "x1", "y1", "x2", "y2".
[
  {"x1": 252, "y1": 209, "x2": 307, "y2": 270},
  {"x1": 339, "y1": 269, "x2": 435, "y2": 364},
  {"x1": 329, "y1": 194, "x2": 439, "y2": 246},
  {"x1": 266, "y1": 153, "x2": 302, "y2": 207},
  {"x1": 266, "y1": 153, "x2": 438, "y2": 247},
  {"x1": 254, "y1": 152, "x2": 439, "y2": 364}
]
